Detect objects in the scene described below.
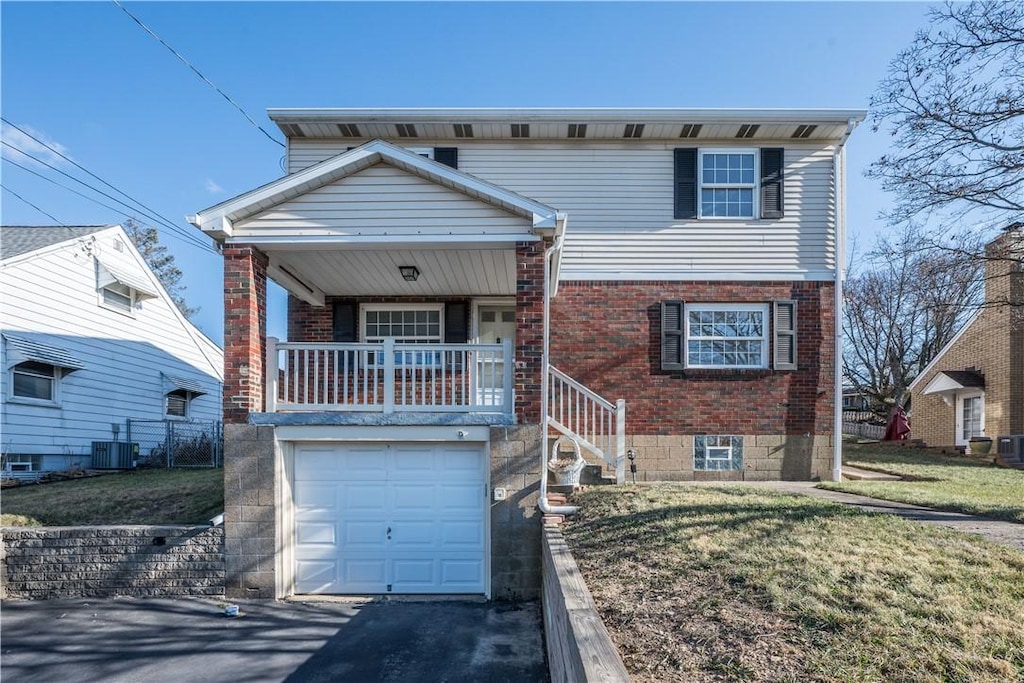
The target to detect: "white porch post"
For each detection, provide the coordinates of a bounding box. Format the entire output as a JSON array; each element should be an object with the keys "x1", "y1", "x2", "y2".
[
  {"x1": 383, "y1": 338, "x2": 396, "y2": 413},
  {"x1": 265, "y1": 336, "x2": 279, "y2": 413},
  {"x1": 502, "y1": 338, "x2": 515, "y2": 414}
]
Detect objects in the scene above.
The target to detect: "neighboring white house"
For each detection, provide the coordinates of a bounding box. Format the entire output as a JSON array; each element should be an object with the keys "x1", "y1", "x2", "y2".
[{"x1": 0, "y1": 224, "x2": 223, "y2": 473}]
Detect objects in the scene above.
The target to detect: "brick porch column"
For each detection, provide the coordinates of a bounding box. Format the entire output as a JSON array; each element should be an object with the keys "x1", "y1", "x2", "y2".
[
  {"x1": 223, "y1": 245, "x2": 269, "y2": 423},
  {"x1": 515, "y1": 238, "x2": 549, "y2": 423}
]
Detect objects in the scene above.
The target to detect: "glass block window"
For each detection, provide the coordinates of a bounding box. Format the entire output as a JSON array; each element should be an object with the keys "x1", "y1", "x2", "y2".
[
  {"x1": 685, "y1": 304, "x2": 768, "y2": 368},
  {"x1": 695, "y1": 435, "x2": 743, "y2": 471},
  {"x1": 700, "y1": 151, "x2": 756, "y2": 218}
]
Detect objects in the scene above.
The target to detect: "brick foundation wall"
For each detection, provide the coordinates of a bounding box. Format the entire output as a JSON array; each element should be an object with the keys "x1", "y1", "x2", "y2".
[
  {"x1": 1, "y1": 526, "x2": 224, "y2": 600},
  {"x1": 224, "y1": 246, "x2": 269, "y2": 424},
  {"x1": 551, "y1": 281, "x2": 836, "y2": 480}
]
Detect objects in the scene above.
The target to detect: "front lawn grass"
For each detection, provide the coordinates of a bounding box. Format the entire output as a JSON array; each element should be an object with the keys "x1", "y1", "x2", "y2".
[
  {"x1": 564, "y1": 485, "x2": 1024, "y2": 683},
  {"x1": 0, "y1": 468, "x2": 223, "y2": 526},
  {"x1": 822, "y1": 442, "x2": 1024, "y2": 523}
]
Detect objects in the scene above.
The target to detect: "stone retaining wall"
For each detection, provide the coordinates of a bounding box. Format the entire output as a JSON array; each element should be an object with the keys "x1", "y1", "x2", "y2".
[
  {"x1": 542, "y1": 526, "x2": 630, "y2": 682},
  {"x1": 1, "y1": 525, "x2": 224, "y2": 600}
]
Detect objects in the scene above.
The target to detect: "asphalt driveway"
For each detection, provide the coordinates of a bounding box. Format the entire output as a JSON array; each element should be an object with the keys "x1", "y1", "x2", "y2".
[{"x1": 0, "y1": 597, "x2": 548, "y2": 683}]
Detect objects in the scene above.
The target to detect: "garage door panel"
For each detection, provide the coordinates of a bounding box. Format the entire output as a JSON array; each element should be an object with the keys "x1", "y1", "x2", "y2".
[
  {"x1": 294, "y1": 442, "x2": 486, "y2": 595},
  {"x1": 296, "y1": 521, "x2": 336, "y2": 546}
]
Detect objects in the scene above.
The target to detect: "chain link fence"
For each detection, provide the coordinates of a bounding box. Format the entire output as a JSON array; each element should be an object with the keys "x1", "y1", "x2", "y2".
[{"x1": 126, "y1": 419, "x2": 223, "y2": 468}]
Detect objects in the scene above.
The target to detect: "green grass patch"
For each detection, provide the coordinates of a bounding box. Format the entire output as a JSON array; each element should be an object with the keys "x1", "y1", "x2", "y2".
[
  {"x1": 564, "y1": 485, "x2": 1024, "y2": 683},
  {"x1": 822, "y1": 443, "x2": 1024, "y2": 523},
  {"x1": 1, "y1": 468, "x2": 223, "y2": 526}
]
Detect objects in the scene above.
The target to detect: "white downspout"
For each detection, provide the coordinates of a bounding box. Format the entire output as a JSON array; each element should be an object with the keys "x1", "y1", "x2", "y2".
[
  {"x1": 539, "y1": 215, "x2": 577, "y2": 515},
  {"x1": 832, "y1": 119, "x2": 857, "y2": 482}
]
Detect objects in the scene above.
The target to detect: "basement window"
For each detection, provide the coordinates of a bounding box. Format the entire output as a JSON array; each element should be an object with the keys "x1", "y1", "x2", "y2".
[{"x1": 694, "y1": 435, "x2": 743, "y2": 471}]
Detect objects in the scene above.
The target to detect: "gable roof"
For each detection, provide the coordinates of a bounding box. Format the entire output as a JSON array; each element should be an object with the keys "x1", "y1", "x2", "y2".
[
  {"x1": 1, "y1": 225, "x2": 110, "y2": 260},
  {"x1": 921, "y1": 370, "x2": 986, "y2": 395},
  {"x1": 188, "y1": 139, "x2": 561, "y2": 242},
  {"x1": 907, "y1": 311, "x2": 982, "y2": 392}
]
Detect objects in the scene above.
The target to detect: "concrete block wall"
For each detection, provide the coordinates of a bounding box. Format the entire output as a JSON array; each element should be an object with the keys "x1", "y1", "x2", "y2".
[
  {"x1": 489, "y1": 424, "x2": 543, "y2": 600},
  {"x1": 222, "y1": 423, "x2": 279, "y2": 599},
  {"x1": 622, "y1": 434, "x2": 833, "y2": 482},
  {"x1": 1, "y1": 526, "x2": 224, "y2": 600}
]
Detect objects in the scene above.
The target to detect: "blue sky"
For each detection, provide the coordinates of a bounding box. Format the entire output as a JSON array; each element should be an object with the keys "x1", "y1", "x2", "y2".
[{"x1": 2, "y1": 1, "x2": 935, "y2": 343}]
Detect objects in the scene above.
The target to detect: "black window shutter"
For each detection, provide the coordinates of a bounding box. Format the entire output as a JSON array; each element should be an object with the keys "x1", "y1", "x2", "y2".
[
  {"x1": 444, "y1": 302, "x2": 468, "y2": 343},
  {"x1": 760, "y1": 148, "x2": 785, "y2": 219},
  {"x1": 434, "y1": 147, "x2": 458, "y2": 169},
  {"x1": 673, "y1": 149, "x2": 698, "y2": 219},
  {"x1": 661, "y1": 300, "x2": 685, "y2": 371},
  {"x1": 773, "y1": 300, "x2": 797, "y2": 370},
  {"x1": 332, "y1": 301, "x2": 357, "y2": 342}
]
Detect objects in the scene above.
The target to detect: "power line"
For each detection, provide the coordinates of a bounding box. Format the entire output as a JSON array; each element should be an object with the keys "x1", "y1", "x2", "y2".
[
  {"x1": 1, "y1": 118, "x2": 215, "y2": 252},
  {"x1": 2, "y1": 185, "x2": 65, "y2": 225},
  {"x1": 113, "y1": 0, "x2": 284, "y2": 148}
]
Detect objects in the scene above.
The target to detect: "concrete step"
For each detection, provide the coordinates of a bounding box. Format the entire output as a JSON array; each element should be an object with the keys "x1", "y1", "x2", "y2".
[{"x1": 843, "y1": 465, "x2": 902, "y2": 481}]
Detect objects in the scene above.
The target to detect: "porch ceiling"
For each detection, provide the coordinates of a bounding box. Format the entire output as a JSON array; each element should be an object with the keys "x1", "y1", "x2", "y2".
[{"x1": 266, "y1": 246, "x2": 516, "y2": 303}]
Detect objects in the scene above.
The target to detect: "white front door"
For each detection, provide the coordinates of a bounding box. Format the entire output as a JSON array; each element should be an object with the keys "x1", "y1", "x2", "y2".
[
  {"x1": 476, "y1": 305, "x2": 515, "y2": 405},
  {"x1": 954, "y1": 391, "x2": 985, "y2": 446},
  {"x1": 293, "y1": 442, "x2": 487, "y2": 594}
]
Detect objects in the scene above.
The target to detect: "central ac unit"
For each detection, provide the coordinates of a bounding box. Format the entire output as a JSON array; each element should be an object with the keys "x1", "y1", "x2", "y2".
[
  {"x1": 91, "y1": 441, "x2": 140, "y2": 469},
  {"x1": 996, "y1": 435, "x2": 1024, "y2": 465}
]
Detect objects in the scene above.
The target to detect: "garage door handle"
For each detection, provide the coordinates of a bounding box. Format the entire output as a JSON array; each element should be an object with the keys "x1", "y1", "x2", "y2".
[{"x1": 386, "y1": 526, "x2": 392, "y2": 540}]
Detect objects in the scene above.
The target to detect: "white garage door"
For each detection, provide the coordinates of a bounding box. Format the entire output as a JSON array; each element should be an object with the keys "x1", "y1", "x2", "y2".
[{"x1": 293, "y1": 442, "x2": 487, "y2": 594}]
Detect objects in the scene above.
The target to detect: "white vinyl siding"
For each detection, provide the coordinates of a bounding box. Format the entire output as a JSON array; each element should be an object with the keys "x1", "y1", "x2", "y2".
[
  {"x1": 285, "y1": 141, "x2": 836, "y2": 278},
  {"x1": 0, "y1": 228, "x2": 223, "y2": 467},
  {"x1": 233, "y1": 164, "x2": 533, "y2": 238}
]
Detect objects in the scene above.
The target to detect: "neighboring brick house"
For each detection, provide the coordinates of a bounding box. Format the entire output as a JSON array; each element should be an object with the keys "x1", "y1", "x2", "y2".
[
  {"x1": 189, "y1": 108, "x2": 863, "y2": 600},
  {"x1": 908, "y1": 229, "x2": 1024, "y2": 449}
]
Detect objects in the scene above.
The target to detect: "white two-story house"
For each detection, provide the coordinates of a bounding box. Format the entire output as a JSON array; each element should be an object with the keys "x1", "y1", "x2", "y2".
[
  {"x1": 1, "y1": 225, "x2": 223, "y2": 473},
  {"x1": 189, "y1": 108, "x2": 864, "y2": 600}
]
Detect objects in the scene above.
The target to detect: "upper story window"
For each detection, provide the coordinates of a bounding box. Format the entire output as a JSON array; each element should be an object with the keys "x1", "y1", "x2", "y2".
[
  {"x1": 101, "y1": 282, "x2": 135, "y2": 313},
  {"x1": 700, "y1": 150, "x2": 756, "y2": 218},
  {"x1": 674, "y1": 147, "x2": 784, "y2": 221},
  {"x1": 12, "y1": 361, "x2": 59, "y2": 402}
]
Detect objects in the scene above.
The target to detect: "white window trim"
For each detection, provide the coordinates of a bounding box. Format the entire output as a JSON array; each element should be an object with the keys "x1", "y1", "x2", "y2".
[
  {"x1": 98, "y1": 282, "x2": 138, "y2": 317},
  {"x1": 164, "y1": 389, "x2": 194, "y2": 420},
  {"x1": 9, "y1": 362, "x2": 61, "y2": 407},
  {"x1": 359, "y1": 303, "x2": 445, "y2": 342},
  {"x1": 470, "y1": 297, "x2": 516, "y2": 343},
  {"x1": 684, "y1": 303, "x2": 769, "y2": 369},
  {"x1": 698, "y1": 147, "x2": 759, "y2": 220}
]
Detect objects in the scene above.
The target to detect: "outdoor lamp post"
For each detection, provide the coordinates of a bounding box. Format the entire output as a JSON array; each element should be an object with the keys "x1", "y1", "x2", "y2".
[{"x1": 627, "y1": 448, "x2": 637, "y2": 484}]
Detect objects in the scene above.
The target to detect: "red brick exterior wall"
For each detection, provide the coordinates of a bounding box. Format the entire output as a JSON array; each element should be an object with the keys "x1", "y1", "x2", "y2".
[
  {"x1": 223, "y1": 246, "x2": 268, "y2": 423},
  {"x1": 549, "y1": 280, "x2": 835, "y2": 436},
  {"x1": 515, "y1": 240, "x2": 547, "y2": 424}
]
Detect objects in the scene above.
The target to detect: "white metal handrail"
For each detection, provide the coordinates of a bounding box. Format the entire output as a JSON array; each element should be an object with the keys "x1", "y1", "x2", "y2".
[
  {"x1": 547, "y1": 365, "x2": 626, "y2": 484},
  {"x1": 266, "y1": 338, "x2": 513, "y2": 414}
]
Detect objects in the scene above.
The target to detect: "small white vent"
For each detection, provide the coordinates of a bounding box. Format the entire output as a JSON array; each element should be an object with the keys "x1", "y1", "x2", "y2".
[{"x1": 113, "y1": 239, "x2": 125, "y2": 253}]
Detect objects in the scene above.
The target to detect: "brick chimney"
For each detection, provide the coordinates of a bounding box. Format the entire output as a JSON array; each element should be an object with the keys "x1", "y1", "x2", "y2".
[{"x1": 984, "y1": 226, "x2": 1024, "y2": 434}]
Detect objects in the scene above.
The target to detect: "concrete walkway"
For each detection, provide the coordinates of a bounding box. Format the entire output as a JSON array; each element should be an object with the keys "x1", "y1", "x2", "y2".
[
  {"x1": 0, "y1": 597, "x2": 547, "y2": 683},
  {"x1": 746, "y1": 481, "x2": 1024, "y2": 552}
]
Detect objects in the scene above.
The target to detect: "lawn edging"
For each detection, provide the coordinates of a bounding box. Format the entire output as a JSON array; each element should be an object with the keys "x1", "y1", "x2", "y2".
[
  {"x1": 1, "y1": 525, "x2": 224, "y2": 600},
  {"x1": 542, "y1": 525, "x2": 631, "y2": 683}
]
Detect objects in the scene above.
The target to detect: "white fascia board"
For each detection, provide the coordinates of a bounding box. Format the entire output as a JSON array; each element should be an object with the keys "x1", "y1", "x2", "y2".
[
  {"x1": 557, "y1": 269, "x2": 838, "y2": 282},
  {"x1": 274, "y1": 424, "x2": 490, "y2": 442},
  {"x1": 907, "y1": 311, "x2": 982, "y2": 392},
  {"x1": 920, "y1": 373, "x2": 969, "y2": 395},
  {"x1": 268, "y1": 107, "x2": 868, "y2": 125},
  {"x1": 226, "y1": 234, "x2": 539, "y2": 248},
  {"x1": 189, "y1": 139, "x2": 559, "y2": 238}
]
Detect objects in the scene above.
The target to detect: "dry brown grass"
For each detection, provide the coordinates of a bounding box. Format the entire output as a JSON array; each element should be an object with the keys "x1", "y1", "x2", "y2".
[{"x1": 564, "y1": 485, "x2": 1024, "y2": 682}]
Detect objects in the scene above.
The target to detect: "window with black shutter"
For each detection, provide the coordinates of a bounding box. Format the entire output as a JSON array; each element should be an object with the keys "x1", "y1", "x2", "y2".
[
  {"x1": 433, "y1": 148, "x2": 458, "y2": 169},
  {"x1": 332, "y1": 301, "x2": 357, "y2": 342},
  {"x1": 673, "y1": 149, "x2": 698, "y2": 219},
  {"x1": 760, "y1": 148, "x2": 785, "y2": 219},
  {"x1": 773, "y1": 300, "x2": 797, "y2": 370}
]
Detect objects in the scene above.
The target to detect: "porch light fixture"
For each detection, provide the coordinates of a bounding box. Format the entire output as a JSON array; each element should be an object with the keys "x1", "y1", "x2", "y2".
[{"x1": 399, "y1": 265, "x2": 420, "y2": 282}]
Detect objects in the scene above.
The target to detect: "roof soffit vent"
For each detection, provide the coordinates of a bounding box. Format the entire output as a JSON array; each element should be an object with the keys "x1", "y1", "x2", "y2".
[
  {"x1": 511, "y1": 123, "x2": 530, "y2": 138},
  {"x1": 453, "y1": 123, "x2": 474, "y2": 138},
  {"x1": 567, "y1": 123, "x2": 587, "y2": 138},
  {"x1": 623, "y1": 123, "x2": 645, "y2": 138},
  {"x1": 679, "y1": 124, "x2": 703, "y2": 138},
  {"x1": 792, "y1": 124, "x2": 818, "y2": 139},
  {"x1": 396, "y1": 123, "x2": 418, "y2": 138},
  {"x1": 736, "y1": 124, "x2": 760, "y2": 139},
  {"x1": 280, "y1": 123, "x2": 304, "y2": 137},
  {"x1": 337, "y1": 123, "x2": 361, "y2": 137}
]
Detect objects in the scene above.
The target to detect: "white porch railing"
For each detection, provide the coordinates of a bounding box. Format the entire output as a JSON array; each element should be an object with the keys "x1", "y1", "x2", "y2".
[
  {"x1": 547, "y1": 365, "x2": 626, "y2": 484},
  {"x1": 266, "y1": 337, "x2": 514, "y2": 414}
]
